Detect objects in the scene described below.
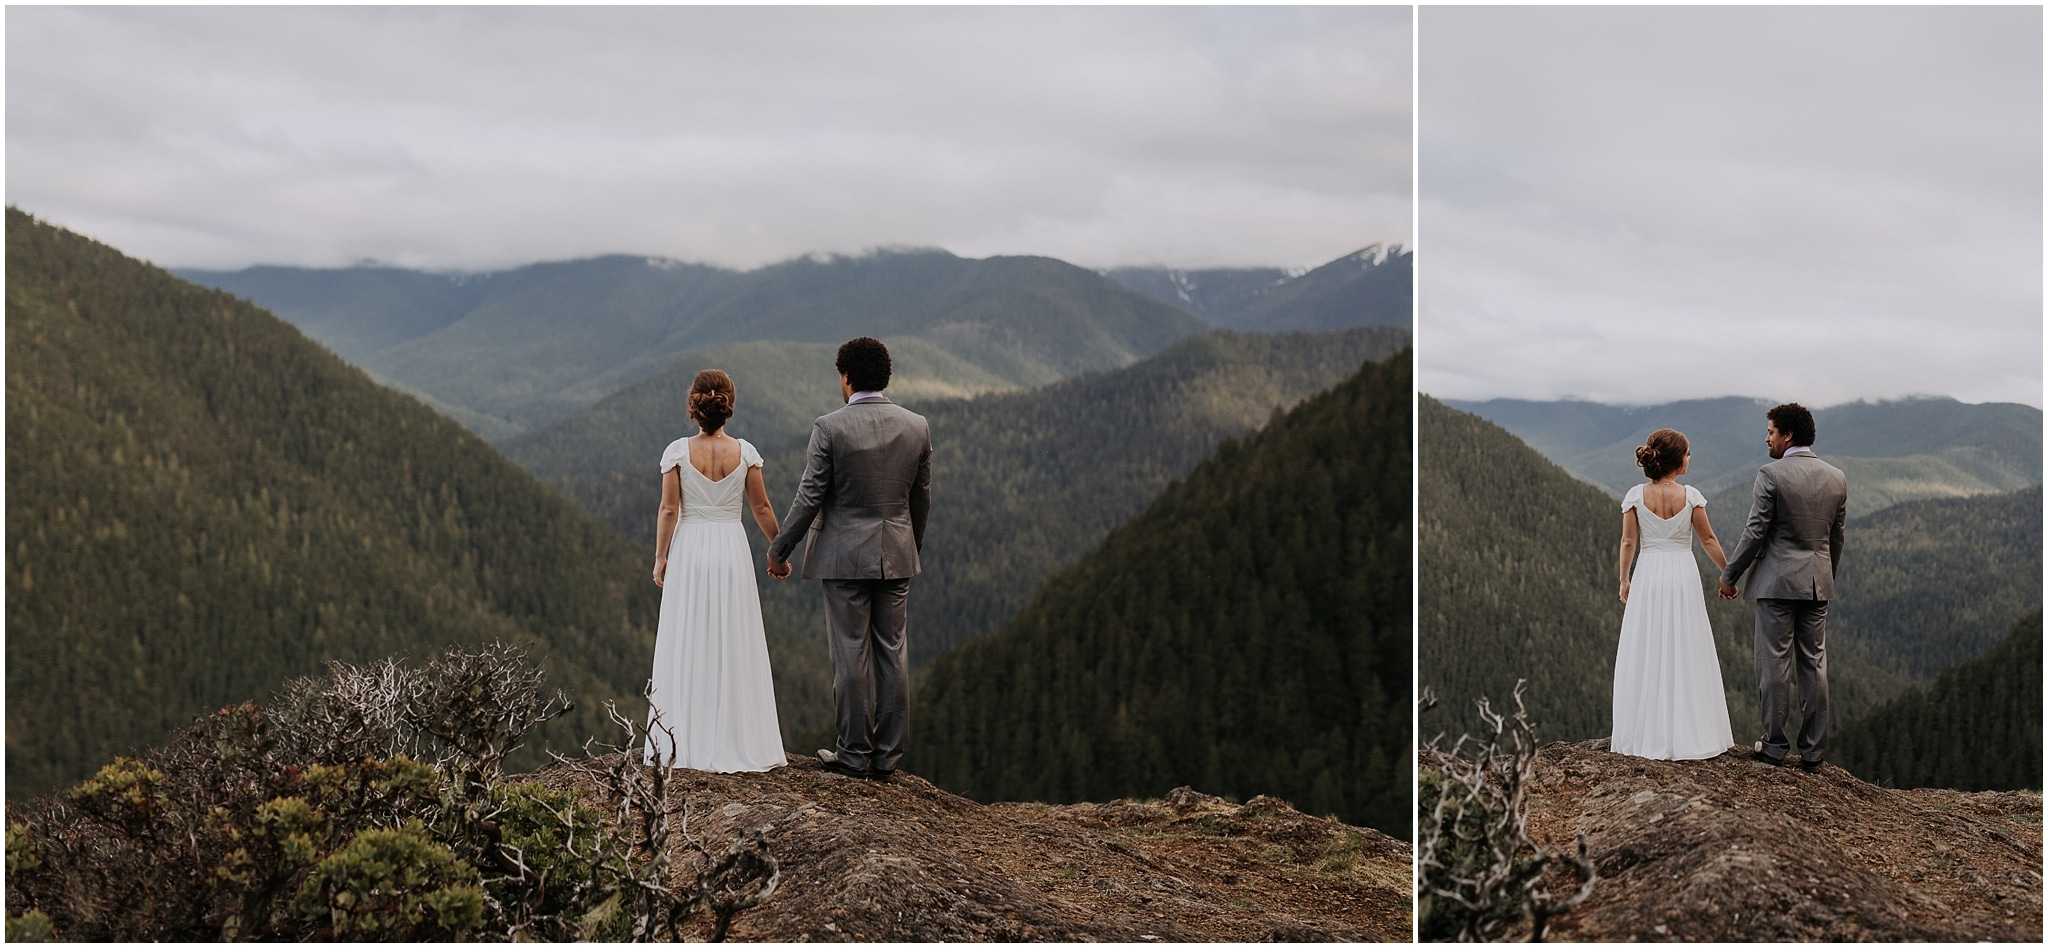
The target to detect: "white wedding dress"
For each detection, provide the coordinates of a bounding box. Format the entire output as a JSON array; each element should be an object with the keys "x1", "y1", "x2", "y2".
[
  {"x1": 1611, "y1": 483, "x2": 1734, "y2": 760},
  {"x1": 644, "y1": 436, "x2": 785, "y2": 772}
]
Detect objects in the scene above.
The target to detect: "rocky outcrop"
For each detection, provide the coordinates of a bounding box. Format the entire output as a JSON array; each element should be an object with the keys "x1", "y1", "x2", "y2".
[
  {"x1": 1521, "y1": 740, "x2": 2040, "y2": 942},
  {"x1": 536, "y1": 755, "x2": 1412, "y2": 942}
]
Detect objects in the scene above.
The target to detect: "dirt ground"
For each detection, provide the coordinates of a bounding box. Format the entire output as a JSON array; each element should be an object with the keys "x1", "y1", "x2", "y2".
[
  {"x1": 537, "y1": 753, "x2": 1413, "y2": 942},
  {"x1": 1516, "y1": 740, "x2": 2041, "y2": 942}
]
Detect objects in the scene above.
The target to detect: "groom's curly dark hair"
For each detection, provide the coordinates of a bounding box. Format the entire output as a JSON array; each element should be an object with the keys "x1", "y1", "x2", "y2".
[
  {"x1": 1767, "y1": 402, "x2": 1816, "y2": 447},
  {"x1": 836, "y1": 336, "x2": 892, "y2": 393}
]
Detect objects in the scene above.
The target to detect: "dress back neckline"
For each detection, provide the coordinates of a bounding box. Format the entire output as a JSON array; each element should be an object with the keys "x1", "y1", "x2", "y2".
[
  {"x1": 1638, "y1": 483, "x2": 1691, "y2": 521},
  {"x1": 685, "y1": 435, "x2": 745, "y2": 483}
]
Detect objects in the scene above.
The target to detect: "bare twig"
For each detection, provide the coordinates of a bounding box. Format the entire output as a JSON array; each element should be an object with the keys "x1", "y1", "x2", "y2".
[
  {"x1": 1418, "y1": 680, "x2": 1596, "y2": 942},
  {"x1": 548, "y1": 692, "x2": 777, "y2": 942}
]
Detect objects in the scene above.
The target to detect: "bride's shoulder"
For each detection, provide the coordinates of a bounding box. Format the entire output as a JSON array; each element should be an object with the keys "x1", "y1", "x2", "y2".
[
  {"x1": 658, "y1": 436, "x2": 692, "y2": 471},
  {"x1": 1684, "y1": 483, "x2": 1707, "y2": 505},
  {"x1": 735, "y1": 438, "x2": 763, "y2": 467},
  {"x1": 1621, "y1": 483, "x2": 1644, "y2": 509}
]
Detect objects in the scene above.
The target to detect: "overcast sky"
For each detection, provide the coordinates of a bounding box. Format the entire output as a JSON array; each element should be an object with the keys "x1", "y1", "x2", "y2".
[
  {"x1": 1420, "y1": 6, "x2": 2041, "y2": 408},
  {"x1": 6, "y1": 6, "x2": 1410, "y2": 274}
]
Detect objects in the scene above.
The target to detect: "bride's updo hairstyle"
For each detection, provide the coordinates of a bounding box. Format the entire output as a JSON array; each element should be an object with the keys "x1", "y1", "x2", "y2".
[
  {"x1": 1634, "y1": 428, "x2": 1689, "y2": 480},
  {"x1": 687, "y1": 369, "x2": 736, "y2": 432}
]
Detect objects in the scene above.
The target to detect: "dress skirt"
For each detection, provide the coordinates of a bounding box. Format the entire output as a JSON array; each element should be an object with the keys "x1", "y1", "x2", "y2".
[
  {"x1": 644, "y1": 516, "x2": 786, "y2": 772},
  {"x1": 1611, "y1": 546, "x2": 1735, "y2": 760}
]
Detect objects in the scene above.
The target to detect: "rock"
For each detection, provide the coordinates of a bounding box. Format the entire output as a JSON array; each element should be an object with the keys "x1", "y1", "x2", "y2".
[
  {"x1": 535, "y1": 753, "x2": 1411, "y2": 942},
  {"x1": 1504, "y1": 740, "x2": 2042, "y2": 942}
]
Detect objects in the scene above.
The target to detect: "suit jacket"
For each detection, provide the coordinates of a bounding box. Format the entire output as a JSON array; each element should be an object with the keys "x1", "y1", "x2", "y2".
[
  {"x1": 1719, "y1": 452, "x2": 1848, "y2": 601},
  {"x1": 769, "y1": 395, "x2": 932, "y2": 580}
]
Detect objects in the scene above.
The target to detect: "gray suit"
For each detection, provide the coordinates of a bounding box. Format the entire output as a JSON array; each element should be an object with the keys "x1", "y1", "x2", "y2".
[
  {"x1": 769, "y1": 395, "x2": 931, "y2": 772},
  {"x1": 1719, "y1": 450, "x2": 1847, "y2": 762}
]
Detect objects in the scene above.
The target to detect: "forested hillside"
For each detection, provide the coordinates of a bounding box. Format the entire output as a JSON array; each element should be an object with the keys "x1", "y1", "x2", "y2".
[
  {"x1": 1834, "y1": 613, "x2": 2042, "y2": 791},
  {"x1": 4, "y1": 210, "x2": 673, "y2": 797},
  {"x1": 1815, "y1": 487, "x2": 2041, "y2": 679},
  {"x1": 185, "y1": 250, "x2": 1208, "y2": 439},
  {"x1": 1105, "y1": 244, "x2": 1410, "y2": 332},
  {"x1": 1447, "y1": 395, "x2": 2041, "y2": 516},
  {"x1": 1418, "y1": 396, "x2": 1909, "y2": 743},
  {"x1": 914, "y1": 350, "x2": 1411, "y2": 838}
]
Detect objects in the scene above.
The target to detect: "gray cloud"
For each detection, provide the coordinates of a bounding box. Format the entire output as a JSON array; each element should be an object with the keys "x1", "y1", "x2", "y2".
[
  {"x1": 1419, "y1": 6, "x2": 2041, "y2": 408},
  {"x1": 6, "y1": 6, "x2": 1410, "y2": 272}
]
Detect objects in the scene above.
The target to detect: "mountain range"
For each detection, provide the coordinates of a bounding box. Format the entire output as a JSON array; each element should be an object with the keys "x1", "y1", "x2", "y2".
[
  {"x1": 179, "y1": 250, "x2": 1213, "y2": 441},
  {"x1": 1103, "y1": 244, "x2": 1411, "y2": 332},
  {"x1": 916, "y1": 350, "x2": 1412, "y2": 837},
  {"x1": 4, "y1": 209, "x2": 668, "y2": 798},
  {"x1": 180, "y1": 244, "x2": 1411, "y2": 446},
  {"x1": 1445, "y1": 395, "x2": 2041, "y2": 518}
]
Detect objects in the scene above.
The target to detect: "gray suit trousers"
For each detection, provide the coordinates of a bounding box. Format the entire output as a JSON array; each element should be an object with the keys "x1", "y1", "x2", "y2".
[
  {"x1": 823, "y1": 577, "x2": 910, "y2": 772},
  {"x1": 1755, "y1": 598, "x2": 1830, "y2": 762}
]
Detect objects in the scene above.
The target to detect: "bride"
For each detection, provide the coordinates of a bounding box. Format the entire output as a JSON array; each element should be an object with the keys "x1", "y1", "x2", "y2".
[
  {"x1": 645, "y1": 369, "x2": 789, "y2": 772},
  {"x1": 1612, "y1": 428, "x2": 1735, "y2": 760}
]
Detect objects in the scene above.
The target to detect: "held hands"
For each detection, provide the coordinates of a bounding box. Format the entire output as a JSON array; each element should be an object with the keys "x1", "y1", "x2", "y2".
[
  {"x1": 765, "y1": 552, "x2": 792, "y2": 580},
  {"x1": 1718, "y1": 579, "x2": 1740, "y2": 600}
]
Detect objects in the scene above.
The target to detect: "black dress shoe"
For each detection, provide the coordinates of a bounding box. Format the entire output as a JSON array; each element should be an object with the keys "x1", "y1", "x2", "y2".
[
  {"x1": 868, "y1": 768, "x2": 896, "y2": 783},
  {"x1": 816, "y1": 748, "x2": 870, "y2": 779},
  {"x1": 1749, "y1": 742, "x2": 1788, "y2": 766},
  {"x1": 1798, "y1": 757, "x2": 1826, "y2": 773}
]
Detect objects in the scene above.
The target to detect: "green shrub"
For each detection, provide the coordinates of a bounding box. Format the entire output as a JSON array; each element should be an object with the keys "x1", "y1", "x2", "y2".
[
  {"x1": 293, "y1": 824, "x2": 483, "y2": 940},
  {"x1": 488, "y1": 781, "x2": 628, "y2": 940},
  {"x1": 6, "y1": 910, "x2": 57, "y2": 942},
  {"x1": 5, "y1": 644, "x2": 778, "y2": 942}
]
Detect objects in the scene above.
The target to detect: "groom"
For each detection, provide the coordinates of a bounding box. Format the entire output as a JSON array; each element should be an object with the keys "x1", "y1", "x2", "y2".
[
  {"x1": 1717, "y1": 403, "x2": 1847, "y2": 773},
  {"x1": 767, "y1": 336, "x2": 932, "y2": 782}
]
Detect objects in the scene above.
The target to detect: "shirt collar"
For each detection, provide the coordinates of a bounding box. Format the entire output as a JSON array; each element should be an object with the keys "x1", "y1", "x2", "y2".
[
  {"x1": 849, "y1": 391, "x2": 884, "y2": 403},
  {"x1": 1783, "y1": 445, "x2": 1815, "y2": 458}
]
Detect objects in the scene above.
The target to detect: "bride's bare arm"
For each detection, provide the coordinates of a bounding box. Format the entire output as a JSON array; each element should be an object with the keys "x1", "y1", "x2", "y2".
[
  {"x1": 744, "y1": 466, "x2": 781, "y2": 544},
  {"x1": 1618, "y1": 509, "x2": 1639, "y2": 603},
  {"x1": 1691, "y1": 505, "x2": 1729, "y2": 574},
  {"x1": 745, "y1": 467, "x2": 791, "y2": 579},
  {"x1": 652, "y1": 468, "x2": 682, "y2": 586}
]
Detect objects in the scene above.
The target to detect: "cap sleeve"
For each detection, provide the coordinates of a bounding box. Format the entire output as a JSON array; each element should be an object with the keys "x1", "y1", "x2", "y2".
[
  {"x1": 1621, "y1": 484, "x2": 1644, "y2": 512},
  {"x1": 739, "y1": 439, "x2": 763, "y2": 469},
  {"x1": 1686, "y1": 484, "x2": 1707, "y2": 508},
  {"x1": 658, "y1": 438, "x2": 689, "y2": 474}
]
